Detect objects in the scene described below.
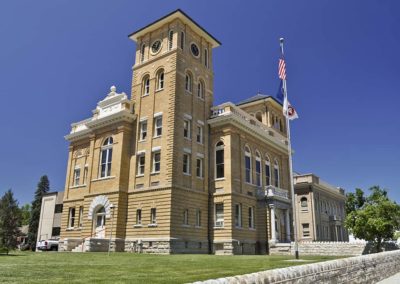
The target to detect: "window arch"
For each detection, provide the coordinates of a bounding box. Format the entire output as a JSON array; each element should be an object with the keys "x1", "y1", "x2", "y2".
[
  {"x1": 301, "y1": 197, "x2": 308, "y2": 208},
  {"x1": 265, "y1": 154, "x2": 271, "y2": 186},
  {"x1": 204, "y1": 48, "x2": 209, "y2": 68},
  {"x1": 215, "y1": 141, "x2": 224, "y2": 179},
  {"x1": 180, "y1": 31, "x2": 185, "y2": 49},
  {"x1": 142, "y1": 75, "x2": 150, "y2": 96},
  {"x1": 168, "y1": 30, "x2": 174, "y2": 50},
  {"x1": 255, "y1": 151, "x2": 262, "y2": 186},
  {"x1": 140, "y1": 43, "x2": 146, "y2": 63},
  {"x1": 156, "y1": 69, "x2": 164, "y2": 90},
  {"x1": 185, "y1": 72, "x2": 193, "y2": 93},
  {"x1": 100, "y1": 137, "x2": 113, "y2": 178},
  {"x1": 245, "y1": 146, "x2": 252, "y2": 184},
  {"x1": 197, "y1": 80, "x2": 205, "y2": 99},
  {"x1": 274, "y1": 159, "x2": 280, "y2": 187}
]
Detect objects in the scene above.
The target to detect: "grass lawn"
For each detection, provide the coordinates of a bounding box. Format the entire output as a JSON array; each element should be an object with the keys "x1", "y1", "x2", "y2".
[{"x1": 0, "y1": 251, "x2": 344, "y2": 283}]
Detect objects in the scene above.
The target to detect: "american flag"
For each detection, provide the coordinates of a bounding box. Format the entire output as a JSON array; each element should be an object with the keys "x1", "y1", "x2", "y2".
[{"x1": 278, "y1": 58, "x2": 286, "y2": 80}]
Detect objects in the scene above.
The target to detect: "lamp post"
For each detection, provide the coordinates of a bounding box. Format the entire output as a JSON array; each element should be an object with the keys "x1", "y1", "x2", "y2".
[{"x1": 108, "y1": 204, "x2": 115, "y2": 256}]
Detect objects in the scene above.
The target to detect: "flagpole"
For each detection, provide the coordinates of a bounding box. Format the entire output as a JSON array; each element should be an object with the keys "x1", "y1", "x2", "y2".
[{"x1": 280, "y1": 37, "x2": 299, "y2": 259}]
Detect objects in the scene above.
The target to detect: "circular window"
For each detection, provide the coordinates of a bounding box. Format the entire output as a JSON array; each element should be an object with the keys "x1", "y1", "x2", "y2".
[
  {"x1": 151, "y1": 40, "x2": 162, "y2": 54},
  {"x1": 190, "y1": 43, "x2": 200, "y2": 57}
]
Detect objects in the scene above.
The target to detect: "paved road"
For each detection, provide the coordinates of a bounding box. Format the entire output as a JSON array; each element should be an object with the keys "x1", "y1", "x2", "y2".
[{"x1": 378, "y1": 272, "x2": 400, "y2": 284}]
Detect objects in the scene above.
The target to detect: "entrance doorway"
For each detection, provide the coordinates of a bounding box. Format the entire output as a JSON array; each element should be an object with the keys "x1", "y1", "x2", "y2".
[{"x1": 94, "y1": 207, "x2": 106, "y2": 238}]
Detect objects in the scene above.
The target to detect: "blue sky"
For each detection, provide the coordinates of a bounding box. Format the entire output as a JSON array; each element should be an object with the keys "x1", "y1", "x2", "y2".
[{"x1": 1, "y1": 0, "x2": 399, "y2": 205}]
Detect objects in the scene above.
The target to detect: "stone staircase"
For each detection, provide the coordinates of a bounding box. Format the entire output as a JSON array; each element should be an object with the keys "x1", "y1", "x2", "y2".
[{"x1": 71, "y1": 242, "x2": 85, "y2": 252}]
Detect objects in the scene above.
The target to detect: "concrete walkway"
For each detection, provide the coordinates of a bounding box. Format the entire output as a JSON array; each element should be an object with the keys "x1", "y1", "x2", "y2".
[{"x1": 378, "y1": 272, "x2": 400, "y2": 284}]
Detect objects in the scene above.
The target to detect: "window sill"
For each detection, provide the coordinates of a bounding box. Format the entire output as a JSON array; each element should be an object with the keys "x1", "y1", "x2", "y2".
[
  {"x1": 92, "y1": 176, "x2": 115, "y2": 182},
  {"x1": 181, "y1": 224, "x2": 191, "y2": 228},
  {"x1": 66, "y1": 227, "x2": 75, "y2": 231},
  {"x1": 136, "y1": 174, "x2": 145, "y2": 178},
  {"x1": 197, "y1": 96, "x2": 205, "y2": 101},
  {"x1": 196, "y1": 142, "x2": 204, "y2": 146},
  {"x1": 148, "y1": 223, "x2": 158, "y2": 227},
  {"x1": 142, "y1": 94, "x2": 150, "y2": 97},
  {"x1": 151, "y1": 172, "x2": 160, "y2": 175},
  {"x1": 153, "y1": 135, "x2": 162, "y2": 139},
  {"x1": 215, "y1": 178, "x2": 225, "y2": 181},
  {"x1": 249, "y1": 227, "x2": 256, "y2": 231},
  {"x1": 184, "y1": 137, "x2": 192, "y2": 141},
  {"x1": 235, "y1": 226, "x2": 243, "y2": 230},
  {"x1": 196, "y1": 176, "x2": 204, "y2": 180},
  {"x1": 183, "y1": 173, "x2": 191, "y2": 176},
  {"x1": 70, "y1": 184, "x2": 86, "y2": 189},
  {"x1": 185, "y1": 90, "x2": 192, "y2": 95},
  {"x1": 138, "y1": 139, "x2": 146, "y2": 143},
  {"x1": 155, "y1": 88, "x2": 164, "y2": 92},
  {"x1": 133, "y1": 224, "x2": 143, "y2": 228},
  {"x1": 213, "y1": 226, "x2": 224, "y2": 229},
  {"x1": 195, "y1": 226, "x2": 202, "y2": 229}
]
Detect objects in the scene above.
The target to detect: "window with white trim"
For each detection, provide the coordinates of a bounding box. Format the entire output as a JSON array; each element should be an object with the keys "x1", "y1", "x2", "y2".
[
  {"x1": 234, "y1": 203, "x2": 242, "y2": 227},
  {"x1": 137, "y1": 154, "x2": 145, "y2": 176},
  {"x1": 183, "y1": 209, "x2": 189, "y2": 225},
  {"x1": 150, "y1": 208, "x2": 157, "y2": 224},
  {"x1": 215, "y1": 203, "x2": 224, "y2": 227},
  {"x1": 83, "y1": 166, "x2": 88, "y2": 184},
  {"x1": 302, "y1": 223, "x2": 310, "y2": 237},
  {"x1": 215, "y1": 141, "x2": 224, "y2": 179},
  {"x1": 154, "y1": 116, "x2": 162, "y2": 137},
  {"x1": 197, "y1": 80, "x2": 205, "y2": 99},
  {"x1": 196, "y1": 209, "x2": 201, "y2": 227},
  {"x1": 68, "y1": 207, "x2": 75, "y2": 228},
  {"x1": 255, "y1": 151, "x2": 262, "y2": 186},
  {"x1": 245, "y1": 146, "x2": 252, "y2": 183},
  {"x1": 183, "y1": 119, "x2": 191, "y2": 139},
  {"x1": 100, "y1": 137, "x2": 113, "y2": 178},
  {"x1": 248, "y1": 206, "x2": 255, "y2": 228},
  {"x1": 265, "y1": 155, "x2": 271, "y2": 186},
  {"x1": 183, "y1": 153, "x2": 191, "y2": 175},
  {"x1": 73, "y1": 168, "x2": 81, "y2": 186},
  {"x1": 274, "y1": 159, "x2": 280, "y2": 187},
  {"x1": 152, "y1": 151, "x2": 161, "y2": 173},
  {"x1": 204, "y1": 48, "x2": 209, "y2": 68},
  {"x1": 140, "y1": 43, "x2": 145, "y2": 62},
  {"x1": 185, "y1": 73, "x2": 192, "y2": 92},
  {"x1": 196, "y1": 125, "x2": 203, "y2": 144},
  {"x1": 136, "y1": 209, "x2": 142, "y2": 225},
  {"x1": 156, "y1": 69, "x2": 164, "y2": 90},
  {"x1": 196, "y1": 157, "x2": 203, "y2": 178},
  {"x1": 168, "y1": 30, "x2": 173, "y2": 50},
  {"x1": 139, "y1": 120, "x2": 147, "y2": 141},
  {"x1": 143, "y1": 76, "x2": 150, "y2": 96}
]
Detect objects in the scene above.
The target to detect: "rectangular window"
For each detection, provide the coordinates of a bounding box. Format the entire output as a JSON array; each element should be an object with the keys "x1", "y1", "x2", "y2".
[
  {"x1": 150, "y1": 208, "x2": 157, "y2": 224},
  {"x1": 196, "y1": 209, "x2": 201, "y2": 227},
  {"x1": 274, "y1": 167, "x2": 279, "y2": 187},
  {"x1": 154, "y1": 116, "x2": 162, "y2": 137},
  {"x1": 248, "y1": 207, "x2": 255, "y2": 228},
  {"x1": 152, "y1": 151, "x2": 161, "y2": 173},
  {"x1": 183, "y1": 209, "x2": 189, "y2": 225},
  {"x1": 196, "y1": 126, "x2": 203, "y2": 144},
  {"x1": 215, "y1": 203, "x2": 224, "y2": 227},
  {"x1": 139, "y1": 120, "x2": 147, "y2": 141},
  {"x1": 183, "y1": 119, "x2": 191, "y2": 139},
  {"x1": 245, "y1": 156, "x2": 251, "y2": 183},
  {"x1": 79, "y1": 206, "x2": 83, "y2": 228},
  {"x1": 196, "y1": 158, "x2": 203, "y2": 178},
  {"x1": 73, "y1": 168, "x2": 80, "y2": 186},
  {"x1": 54, "y1": 204, "x2": 63, "y2": 214},
  {"x1": 183, "y1": 153, "x2": 191, "y2": 175},
  {"x1": 216, "y1": 147, "x2": 224, "y2": 179},
  {"x1": 83, "y1": 166, "x2": 88, "y2": 184},
  {"x1": 234, "y1": 203, "x2": 242, "y2": 227},
  {"x1": 265, "y1": 163, "x2": 271, "y2": 186},
  {"x1": 136, "y1": 209, "x2": 142, "y2": 225},
  {"x1": 137, "y1": 154, "x2": 145, "y2": 175},
  {"x1": 302, "y1": 223, "x2": 310, "y2": 237},
  {"x1": 255, "y1": 159, "x2": 261, "y2": 186},
  {"x1": 51, "y1": 227, "x2": 61, "y2": 237},
  {"x1": 68, "y1": 207, "x2": 75, "y2": 228}
]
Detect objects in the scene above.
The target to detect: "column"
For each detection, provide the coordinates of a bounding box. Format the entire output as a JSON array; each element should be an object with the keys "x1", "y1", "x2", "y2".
[
  {"x1": 285, "y1": 209, "x2": 291, "y2": 242},
  {"x1": 269, "y1": 205, "x2": 276, "y2": 242}
]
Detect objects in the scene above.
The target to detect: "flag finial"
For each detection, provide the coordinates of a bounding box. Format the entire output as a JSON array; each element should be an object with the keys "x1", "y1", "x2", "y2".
[{"x1": 279, "y1": 37, "x2": 284, "y2": 43}]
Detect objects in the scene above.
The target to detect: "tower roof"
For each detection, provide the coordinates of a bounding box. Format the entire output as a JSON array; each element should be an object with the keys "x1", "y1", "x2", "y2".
[
  {"x1": 128, "y1": 9, "x2": 221, "y2": 48},
  {"x1": 236, "y1": 93, "x2": 283, "y2": 106}
]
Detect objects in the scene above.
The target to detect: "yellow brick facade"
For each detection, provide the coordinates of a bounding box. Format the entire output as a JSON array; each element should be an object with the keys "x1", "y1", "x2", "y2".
[{"x1": 59, "y1": 10, "x2": 294, "y2": 254}]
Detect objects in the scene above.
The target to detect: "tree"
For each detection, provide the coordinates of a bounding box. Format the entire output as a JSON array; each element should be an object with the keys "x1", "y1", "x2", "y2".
[
  {"x1": 0, "y1": 189, "x2": 21, "y2": 254},
  {"x1": 20, "y1": 204, "x2": 31, "y2": 226},
  {"x1": 345, "y1": 186, "x2": 400, "y2": 252},
  {"x1": 28, "y1": 175, "x2": 50, "y2": 250}
]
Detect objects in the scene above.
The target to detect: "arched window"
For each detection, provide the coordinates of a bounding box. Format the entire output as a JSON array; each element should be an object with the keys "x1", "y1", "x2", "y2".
[
  {"x1": 156, "y1": 69, "x2": 164, "y2": 90},
  {"x1": 255, "y1": 151, "x2": 262, "y2": 186},
  {"x1": 265, "y1": 155, "x2": 271, "y2": 186},
  {"x1": 168, "y1": 30, "x2": 174, "y2": 50},
  {"x1": 197, "y1": 80, "x2": 204, "y2": 99},
  {"x1": 245, "y1": 146, "x2": 252, "y2": 183},
  {"x1": 143, "y1": 75, "x2": 150, "y2": 96},
  {"x1": 301, "y1": 197, "x2": 308, "y2": 208},
  {"x1": 140, "y1": 43, "x2": 145, "y2": 63},
  {"x1": 256, "y1": 112, "x2": 262, "y2": 122},
  {"x1": 215, "y1": 141, "x2": 224, "y2": 179},
  {"x1": 204, "y1": 48, "x2": 209, "y2": 68},
  {"x1": 100, "y1": 137, "x2": 113, "y2": 178},
  {"x1": 180, "y1": 31, "x2": 185, "y2": 49},
  {"x1": 274, "y1": 159, "x2": 280, "y2": 187},
  {"x1": 185, "y1": 72, "x2": 192, "y2": 93}
]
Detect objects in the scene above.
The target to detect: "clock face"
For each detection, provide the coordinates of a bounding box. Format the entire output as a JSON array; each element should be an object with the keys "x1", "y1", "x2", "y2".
[
  {"x1": 151, "y1": 40, "x2": 162, "y2": 54},
  {"x1": 190, "y1": 43, "x2": 199, "y2": 57}
]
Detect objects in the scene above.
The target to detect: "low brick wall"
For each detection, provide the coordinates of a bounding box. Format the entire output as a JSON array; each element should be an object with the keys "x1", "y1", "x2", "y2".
[{"x1": 194, "y1": 250, "x2": 400, "y2": 284}]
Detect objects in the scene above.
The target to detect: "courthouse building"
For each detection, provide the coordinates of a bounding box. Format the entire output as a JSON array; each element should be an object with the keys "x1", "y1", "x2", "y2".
[{"x1": 59, "y1": 9, "x2": 294, "y2": 254}]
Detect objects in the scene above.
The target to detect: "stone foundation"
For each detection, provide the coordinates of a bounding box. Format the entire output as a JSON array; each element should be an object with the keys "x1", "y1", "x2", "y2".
[
  {"x1": 213, "y1": 241, "x2": 256, "y2": 255},
  {"x1": 59, "y1": 238, "x2": 82, "y2": 251},
  {"x1": 124, "y1": 239, "x2": 209, "y2": 254}
]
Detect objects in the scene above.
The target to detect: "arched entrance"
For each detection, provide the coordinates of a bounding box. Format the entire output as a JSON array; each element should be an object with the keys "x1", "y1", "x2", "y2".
[
  {"x1": 87, "y1": 195, "x2": 112, "y2": 239},
  {"x1": 94, "y1": 206, "x2": 106, "y2": 238}
]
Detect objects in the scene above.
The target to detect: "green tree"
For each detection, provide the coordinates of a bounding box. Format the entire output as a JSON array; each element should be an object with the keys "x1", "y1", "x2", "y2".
[
  {"x1": 345, "y1": 186, "x2": 400, "y2": 252},
  {"x1": 0, "y1": 189, "x2": 21, "y2": 254},
  {"x1": 20, "y1": 204, "x2": 31, "y2": 226},
  {"x1": 28, "y1": 175, "x2": 50, "y2": 250}
]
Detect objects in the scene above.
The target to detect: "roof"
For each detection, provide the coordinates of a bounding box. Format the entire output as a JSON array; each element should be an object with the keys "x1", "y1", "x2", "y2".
[
  {"x1": 236, "y1": 93, "x2": 283, "y2": 106},
  {"x1": 128, "y1": 9, "x2": 221, "y2": 48}
]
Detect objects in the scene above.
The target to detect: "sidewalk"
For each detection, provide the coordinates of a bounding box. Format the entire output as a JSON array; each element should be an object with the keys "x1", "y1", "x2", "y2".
[{"x1": 378, "y1": 272, "x2": 400, "y2": 284}]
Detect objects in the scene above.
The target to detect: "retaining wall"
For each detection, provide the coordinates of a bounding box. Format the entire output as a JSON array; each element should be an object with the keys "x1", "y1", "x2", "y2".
[{"x1": 194, "y1": 250, "x2": 400, "y2": 284}]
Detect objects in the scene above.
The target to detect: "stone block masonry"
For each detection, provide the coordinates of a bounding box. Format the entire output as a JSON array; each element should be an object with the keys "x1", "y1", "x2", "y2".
[{"x1": 193, "y1": 250, "x2": 400, "y2": 284}]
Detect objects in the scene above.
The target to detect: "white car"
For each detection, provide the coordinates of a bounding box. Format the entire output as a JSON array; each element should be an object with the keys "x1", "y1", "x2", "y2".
[{"x1": 37, "y1": 239, "x2": 59, "y2": 251}]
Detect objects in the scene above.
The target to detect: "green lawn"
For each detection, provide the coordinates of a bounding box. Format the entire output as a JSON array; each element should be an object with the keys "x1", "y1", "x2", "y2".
[{"x1": 0, "y1": 252, "x2": 343, "y2": 283}]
